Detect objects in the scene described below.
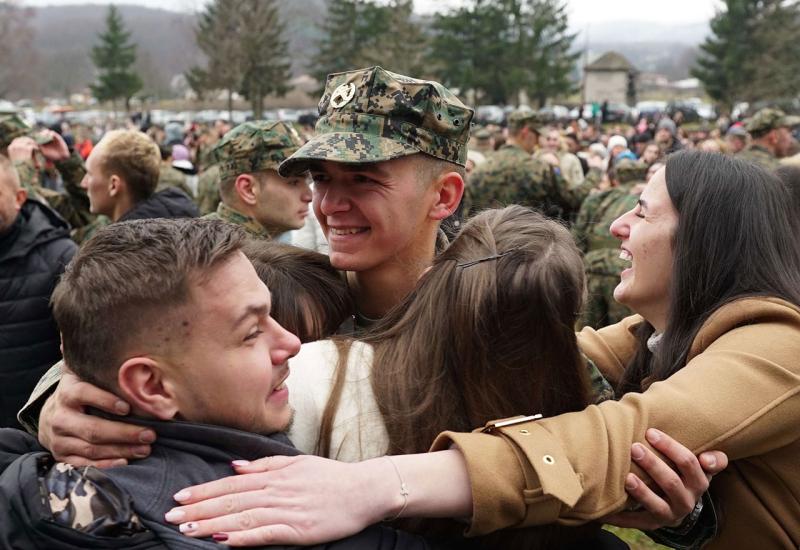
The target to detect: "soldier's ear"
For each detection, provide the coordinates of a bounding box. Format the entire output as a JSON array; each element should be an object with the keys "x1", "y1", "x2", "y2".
[
  {"x1": 118, "y1": 357, "x2": 179, "y2": 420},
  {"x1": 234, "y1": 174, "x2": 258, "y2": 206},
  {"x1": 108, "y1": 174, "x2": 123, "y2": 197},
  {"x1": 428, "y1": 170, "x2": 464, "y2": 221}
]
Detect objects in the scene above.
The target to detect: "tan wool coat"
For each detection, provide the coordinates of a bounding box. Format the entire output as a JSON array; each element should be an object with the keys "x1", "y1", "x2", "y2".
[{"x1": 433, "y1": 297, "x2": 800, "y2": 549}]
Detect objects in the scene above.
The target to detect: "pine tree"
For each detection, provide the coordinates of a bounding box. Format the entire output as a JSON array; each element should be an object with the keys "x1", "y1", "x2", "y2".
[
  {"x1": 691, "y1": 0, "x2": 760, "y2": 111},
  {"x1": 90, "y1": 5, "x2": 142, "y2": 113},
  {"x1": 744, "y1": 0, "x2": 800, "y2": 103},
  {"x1": 429, "y1": 0, "x2": 577, "y2": 106},
  {"x1": 191, "y1": 0, "x2": 243, "y2": 120},
  {"x1": 234, "y1": 0, "x2": 291, "y2": 119},
  {"x1": 524, "y1": 0, "x2": 579, "y2": 107},
  {"x1": 310, "y1": 0, "x2": 365, "y2": 93}
]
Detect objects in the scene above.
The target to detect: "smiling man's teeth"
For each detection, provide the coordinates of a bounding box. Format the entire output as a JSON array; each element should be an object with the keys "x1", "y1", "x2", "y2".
[
  {"x1": 619, "y1": 250, "x2": 633, "y2": 262},
  {"x1": 330, "y1": 227, "x2": 367, "y2": 236}
]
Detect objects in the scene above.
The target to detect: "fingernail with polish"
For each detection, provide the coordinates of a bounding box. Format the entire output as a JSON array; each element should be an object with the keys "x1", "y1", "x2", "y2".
[
  {"x1": 213, "y1": 533, "x2": 229, "y2": 542},
  {"x1": 231, "y1": 459, "x2": 250, "y2": 467},
  {"x1": 173, "y1": 489, "x2": 191, "y2": 502},
  {"x1": 164, "y1": 509, "x2": 185, "y2": 523},
  {"x1": 647, "y1": 428, "x2": 662, "y2": 443},
  {"x1": 625, "y1": 474, "x2": 638, "y2": 490},
  {"x1": 179, "y1": 522, "x2": 198, "y2": 534},
  {"x1": 631, "y1": 442, "x2": 645, "y2": 460}
]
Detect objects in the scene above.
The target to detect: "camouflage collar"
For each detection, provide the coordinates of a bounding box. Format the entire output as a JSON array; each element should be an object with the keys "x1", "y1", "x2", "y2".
[{"x1": 215, "y1": 202, "x2": 275, "y2": 240}]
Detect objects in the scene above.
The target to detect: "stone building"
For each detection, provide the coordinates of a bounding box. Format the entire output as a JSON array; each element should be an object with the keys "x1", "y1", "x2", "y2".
[{"x1": 583, "y1": 51, "x2": 638, "y2": 106}]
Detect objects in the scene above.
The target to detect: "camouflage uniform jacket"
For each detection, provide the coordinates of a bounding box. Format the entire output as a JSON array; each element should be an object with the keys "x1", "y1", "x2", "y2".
[
  {"x1": 465, "y1": 143, "x2": 590, "y2": 221},
  {"x1": 736, "y1": 144, "x2": 780, "y2": 172},
  {"x1": 14, "y1": 153, "x2": 95, "y2": 231},
  {"x1": 203, "y1": 202, "x2": 276, "y2": 240},
  {"x1": 573, "y1": 185, "x2": 640, "y2": 329},
  {"x1": 195, "y1": 165, "x2": 221, "y2": 216},
  {"x1": 0, "y1": 420, "x2": 432, "y2": 549},
  {"x1": 157, "y1": 163, "x2": 195, "y2": 199}
]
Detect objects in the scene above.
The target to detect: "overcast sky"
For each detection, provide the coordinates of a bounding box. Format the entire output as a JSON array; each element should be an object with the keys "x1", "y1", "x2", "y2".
[{"x1": 23, "y1": 0, "x2": 722, "y2": 24}]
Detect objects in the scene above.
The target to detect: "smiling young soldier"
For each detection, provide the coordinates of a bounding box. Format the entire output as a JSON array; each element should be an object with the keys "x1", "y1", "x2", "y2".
[
  {"x1": 0, "y1": 218, "x2": 432, "y2": 549},
  {"x1": 278, "y1": 66, "x2": 470, "y2": 327}
]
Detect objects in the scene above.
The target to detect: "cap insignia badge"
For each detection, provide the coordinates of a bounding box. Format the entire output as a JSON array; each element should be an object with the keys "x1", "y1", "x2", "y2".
[{"x1": 330, "y1": 83, "x2": 356, "y2": 109}]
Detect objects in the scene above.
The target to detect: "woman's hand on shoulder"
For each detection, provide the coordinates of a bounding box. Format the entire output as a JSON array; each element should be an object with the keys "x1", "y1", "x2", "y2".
[{"x1": 164, "y1": 455, "x2": 394, "y2": 546}]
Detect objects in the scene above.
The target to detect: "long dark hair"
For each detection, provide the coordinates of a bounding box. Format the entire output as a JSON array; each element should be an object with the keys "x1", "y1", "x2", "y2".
[
  {"x1": 619, "y1": 150, "x2": 800, "y2": 392},
  {"x1": 318, "y1": 206, "x2": 590, "y2": 457}
]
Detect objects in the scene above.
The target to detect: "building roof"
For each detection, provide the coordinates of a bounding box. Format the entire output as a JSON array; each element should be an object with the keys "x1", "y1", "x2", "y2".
[{"x1": 585, "y1": 51, "x2": 637, "y2": 72}]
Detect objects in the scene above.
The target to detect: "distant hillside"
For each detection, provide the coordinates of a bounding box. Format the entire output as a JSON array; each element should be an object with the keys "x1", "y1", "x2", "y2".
[{"x1": 29, "y1": 2, "x2": 326, "y2": 99}]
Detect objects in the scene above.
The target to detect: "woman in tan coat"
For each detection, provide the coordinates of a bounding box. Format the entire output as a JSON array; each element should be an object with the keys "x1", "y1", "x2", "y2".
[{"x1": 166, "y1": 150, "x2": 800, "y2": 549}]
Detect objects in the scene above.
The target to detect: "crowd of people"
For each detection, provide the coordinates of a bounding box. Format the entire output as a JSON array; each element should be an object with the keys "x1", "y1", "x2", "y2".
[{"x1": 0, "y1": 64, "x2": 799, "y2": 550}]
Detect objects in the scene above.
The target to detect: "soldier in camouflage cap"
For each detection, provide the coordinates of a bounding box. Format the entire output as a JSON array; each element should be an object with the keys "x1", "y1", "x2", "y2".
[
  {"x1": 6, "y1": 121, "x2": 95, "y2": 234},
  {"x1": 275, "y1": 67, "x2": 470, "y2": 329},
  {"x1": 0, "y1": 114, "x2": 33, "y2": 151},
  {"x1": 572, "y1": 159, "x2": 647, "y2": 329},
  {"x1": 203, "y1": 120, "x2": 312, "y2": 239},
  {"x1": 279, "y1": 66, "x2": 473, "y2": 176},
  {"x1": 738, "y1": 108, "x2": 800, "y2": 171},
  {"x1": 465, "y1": 107, "x2": 591, "y2": 222}
]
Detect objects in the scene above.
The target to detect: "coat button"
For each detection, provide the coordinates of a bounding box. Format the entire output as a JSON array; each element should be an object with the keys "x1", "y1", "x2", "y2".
[{"x1": 543, "y1": 455, "x2": 555, "y2": 465}]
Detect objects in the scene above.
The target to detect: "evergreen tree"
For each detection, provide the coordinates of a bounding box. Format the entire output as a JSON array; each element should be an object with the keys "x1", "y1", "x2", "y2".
[
  {"x1": 190, "y1": 0, "x2": 291, "y2": 120},
  {"x1": 691, "y1": 0, "x2": 760, "y2": 111},
  {"x1": 744, "y1": 0, "x2": 800, "y2": 103},
  {"x1": 429, "y1": 1, "x2": 509, "y2": 104},
  {"x1": 311, "y1": 0, "x2": 367, "y2": 93},
  {"x1": 90, "y1": 5, "x2": 142, "y2": 113},
  {"x1": 191, "y1": 0, "x2": 243, "y2": 120},
  {"x1": 429, "y1": 0, "x2": 577, "y2": 106},
  {"x1": 234, "y1": 0, "x2": 291, "y2": 119},
  {"x1": 310, "y1": 0, "x2": 427, "y2": 93},
  {"x1": 525, "y1": 0, "x2": 579, "y2": 107}
]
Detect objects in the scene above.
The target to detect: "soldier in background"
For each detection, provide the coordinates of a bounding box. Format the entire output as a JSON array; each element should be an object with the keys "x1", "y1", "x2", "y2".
[
  {"x1": 466, "y1": 108, "x2": 590, "y2": 222},
  {"x1": 539, "y1": 126, "x2": 585, "y2": 186},
  {"x1": 203, "y1": 120, "x2": 312, "y2": 240},
  {"x1": 3, "y1": 115, "x2": 95, "y2": 233},
  {"x1": 573, "y1": 159, "x2": 648, "y2": 329},
  {"x1": 725, "y1": 125, "x2": 748, "y2": 155},
  {"x1": 738, "y1": 108, "x2": 800, "y2": 171}
]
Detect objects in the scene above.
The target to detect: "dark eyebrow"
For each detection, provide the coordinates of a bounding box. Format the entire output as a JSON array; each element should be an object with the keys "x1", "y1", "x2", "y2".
[
  {"x1": 233, "y1": 303, "x2": 270, "y2": 329},
  {"x1": 307, "y1": 162, "x2": 391, "y2": 179}
]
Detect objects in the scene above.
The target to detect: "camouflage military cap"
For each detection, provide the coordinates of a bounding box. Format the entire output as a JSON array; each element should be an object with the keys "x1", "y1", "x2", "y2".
[
  {"x1": 506, "y1": 108, "x2": 545, "y2": 133},
  {"x1": 613, "y1": 159, "x2": 649, "y2": 184},
  {"x1": 745, "y1": 108, "x2": 800, "y2": 136},
  {"x1": 212, "y1": 120, "x2": 304, "y2": 182},
  {"x1": 0, "y1": 114, "x2": 31, "y2": 150},
  {"x1": 278, "y1": 66, "x2": 474, "y2": 177}
]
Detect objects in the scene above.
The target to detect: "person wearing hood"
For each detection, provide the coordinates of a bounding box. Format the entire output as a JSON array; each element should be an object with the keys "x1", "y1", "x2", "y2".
[
  {"x1": 655, "y1": 118, "x2": 683, "y2": 156},
  {"x1": 0, "y1": 155, "x2": 76, "y2": 429},
  {"x1": 80, "y1": 130, "x2": 198, "y2": 225}
]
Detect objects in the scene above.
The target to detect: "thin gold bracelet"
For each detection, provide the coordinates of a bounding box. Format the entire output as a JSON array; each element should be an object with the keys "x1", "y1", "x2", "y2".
[{"x1": 383, "y1": 455, "x2": 409, "y2": 521}]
